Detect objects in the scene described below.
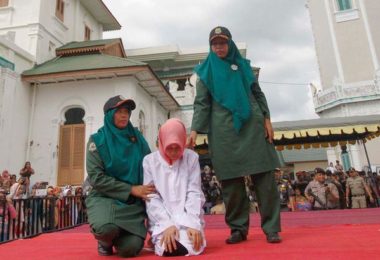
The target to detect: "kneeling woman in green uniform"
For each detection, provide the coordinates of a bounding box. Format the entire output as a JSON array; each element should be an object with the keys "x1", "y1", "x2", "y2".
[
  {"x1": 188, "y1": 26, "x2": 282, "y2": 244},
  {"x1": 86, "y1": 95, "x2": 155, "y2": 257}
]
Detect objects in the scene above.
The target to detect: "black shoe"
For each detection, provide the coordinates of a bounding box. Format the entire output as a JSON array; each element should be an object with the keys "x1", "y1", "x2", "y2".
[
  {"x1": 225, "y1": 231, "x2": 247, "y2": 244},
  {"x1": 98, "y1": 242, "x2": 113, "y2": 256},
  {"x1": 266, "y1": 232, "x2": 282, "y2": 243}
]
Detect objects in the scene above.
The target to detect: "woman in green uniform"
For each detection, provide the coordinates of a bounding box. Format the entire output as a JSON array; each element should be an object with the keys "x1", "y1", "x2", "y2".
[
  {"x1": 86, "y1": 95, "x2": 155, "y2": 257},
  {"x1": 188, "y1": 26, "x2": 282, "y2": 244}
]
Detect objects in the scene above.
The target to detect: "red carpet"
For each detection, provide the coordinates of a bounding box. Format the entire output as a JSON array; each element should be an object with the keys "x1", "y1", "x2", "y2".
[{"x1": 1, "y1": 208, "x2": 380, "y2": 259}]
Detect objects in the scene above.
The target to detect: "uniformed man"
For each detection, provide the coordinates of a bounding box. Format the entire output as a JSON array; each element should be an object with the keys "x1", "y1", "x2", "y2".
[
  {"x1": 275, "y1": 169, "x2": 295, "y2": 212},
  {"x1": 304, "y1": 168, "x2": 339, "y2": 210},
  {"x1": 346, "y1": 168, "x2": 374, "y2": 208}
]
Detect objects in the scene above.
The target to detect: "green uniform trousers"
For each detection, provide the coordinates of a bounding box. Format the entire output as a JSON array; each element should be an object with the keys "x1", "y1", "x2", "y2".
[
  {"x1": 221, "y1": 171, "x2": 281, "y2": 236},
  {"x1": 93, "y1": 223, "x2": 144, "y2": 257}
]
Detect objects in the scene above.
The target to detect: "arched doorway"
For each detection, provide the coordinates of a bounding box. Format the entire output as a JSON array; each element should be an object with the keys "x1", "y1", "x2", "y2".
[{"x1": 57, "y1": 108, "x2": 85, "y2": 186}]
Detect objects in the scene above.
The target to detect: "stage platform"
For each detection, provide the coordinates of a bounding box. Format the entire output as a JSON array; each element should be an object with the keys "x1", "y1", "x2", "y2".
[{"x1": 1, "y1": 208, "x2": 379, "y2": 259}]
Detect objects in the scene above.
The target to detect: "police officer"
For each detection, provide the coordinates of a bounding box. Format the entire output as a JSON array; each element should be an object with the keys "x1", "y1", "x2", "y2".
[
  {"x1": 346, "y1": 168, "x2": 374, "y2": 208},
  {"x1": 304, "y1": 168, "x2": 339, "y2": 210},
  {"x1": 275, "y1": 169, "x2": 295, "y2": 211}
]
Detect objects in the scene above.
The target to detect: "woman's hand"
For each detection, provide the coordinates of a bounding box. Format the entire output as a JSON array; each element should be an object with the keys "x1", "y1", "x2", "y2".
[
  {"x1": 264, "y1": 118, "x2": 274, "y2": 144},
  {"x1": 131, "y1": 184, "x2": 156, "y2": 200},
  {"x1": 160, "y1": 225, "x2": 179, "y2": 253},
  {"x1": 187, "y1": 227, "x2": 203, "y2": 252},
  {"x1": 186, "y1": 131, "x2": 197, "y2": 148}
]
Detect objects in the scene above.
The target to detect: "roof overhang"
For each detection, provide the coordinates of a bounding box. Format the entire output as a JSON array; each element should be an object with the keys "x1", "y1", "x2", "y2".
[
  {"x1": 194, "y1": 115, "x2": 380, "y2": 152},
  {"x1": 272, "y1": 115, "x2": 380, "y2": 150},
  {"x1": 80, "y1": 0, "x2": 121, "y2": 31},
  {"x1": 22, "y1": 66, "x2": 179, "y2": 111}
]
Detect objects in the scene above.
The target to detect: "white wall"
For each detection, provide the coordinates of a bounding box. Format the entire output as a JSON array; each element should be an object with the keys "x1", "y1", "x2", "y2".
[
  {"x1": 0, "y1": 38, "x2": 35, "y2": 176},
  {"x1": 28, "y1": 76, "x2": 168, "y2": 185}
]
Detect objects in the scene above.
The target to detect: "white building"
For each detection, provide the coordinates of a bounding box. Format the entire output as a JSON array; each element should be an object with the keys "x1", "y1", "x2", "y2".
[
  {"x1": 0, "y1": 0, "x2": 178, "y2": 186},
  {"x1": 307, "y1": 0, "x2": 380, "y2": 172}
]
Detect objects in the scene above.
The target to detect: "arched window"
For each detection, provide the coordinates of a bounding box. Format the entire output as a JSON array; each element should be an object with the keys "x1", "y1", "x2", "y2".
[
  {"x1": 139, "y1": 110, "x2": 146, "y2": 136},
  {"x1": 64, "y1": 108, "x2": 85, "y2": 125}
]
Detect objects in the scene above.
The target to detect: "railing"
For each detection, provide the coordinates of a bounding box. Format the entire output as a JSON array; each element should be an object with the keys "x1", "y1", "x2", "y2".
[{"x1": 0, "y1": 196, "x2": 87, "y2": 243}]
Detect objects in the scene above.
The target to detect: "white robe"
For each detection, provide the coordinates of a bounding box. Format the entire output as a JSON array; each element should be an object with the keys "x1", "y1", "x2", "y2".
[{"x1": 143, "y1": 149, "x2": 206, "y2": 256}]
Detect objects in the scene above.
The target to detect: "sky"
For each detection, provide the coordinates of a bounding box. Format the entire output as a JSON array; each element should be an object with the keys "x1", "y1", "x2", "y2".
[{"x1": 103, "y1": 0, "x2": 321, "y2": 122}]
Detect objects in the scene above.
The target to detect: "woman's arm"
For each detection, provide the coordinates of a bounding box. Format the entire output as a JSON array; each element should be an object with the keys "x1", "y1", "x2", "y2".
[
  {"x1": 188, "y1": 79, "x2": 212, "y2": 147},
  {"x1": 252, "y1": 82, "x2": 274, "y2": 143},
  {"x1": 251, "y1": 82, "x2": 271, "y2": 118}
]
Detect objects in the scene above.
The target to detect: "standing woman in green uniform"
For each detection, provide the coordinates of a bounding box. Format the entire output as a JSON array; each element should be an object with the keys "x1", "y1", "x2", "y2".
[
  {"x1": 188, "y1": 26, "x2": 282, "y2": 244},
  {"x1": 86, "y1": 95, "x2": 155, "y2": 257}
]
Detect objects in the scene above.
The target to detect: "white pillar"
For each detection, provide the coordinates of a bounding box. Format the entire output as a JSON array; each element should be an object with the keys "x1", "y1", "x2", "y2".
[
  {"x1": 50, "y1": 118, "x2": 62, "y2": 185},
  {"x1": 326, "y1": 147, "x2": 338, "y2": 166},
  {"x1": 348, "y1": 144, "x2": 362, "y2": 170},
  {"x1": 83, "y1": 116, "x2": 94, "y2": 179}
]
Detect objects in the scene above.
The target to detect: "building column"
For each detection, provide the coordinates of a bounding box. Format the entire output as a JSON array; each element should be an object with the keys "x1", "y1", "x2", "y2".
[
  {"x1": 49, "y1": 118, "x2": 63, "y2": 185},
  {"x1": 326, "y1": 147, "x2": 338, "y2": 166},
  {"x1": 0, "y1": 68, "x2": 19, "y2": 171},
  {"x1": 83, "y1": 116, "x2": 94, "y2": 179},
  {"x1": 348, "y1": 144, "x2": 362, "y2": 170}
]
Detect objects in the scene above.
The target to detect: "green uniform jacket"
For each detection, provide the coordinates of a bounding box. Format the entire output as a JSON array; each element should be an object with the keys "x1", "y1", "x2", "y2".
[
  {"x1": 191, "y1": 79, "x2": 280, "y2": 180},
  {"x1": 85, "y1": 137, "x2": 147, "y2": 238}
]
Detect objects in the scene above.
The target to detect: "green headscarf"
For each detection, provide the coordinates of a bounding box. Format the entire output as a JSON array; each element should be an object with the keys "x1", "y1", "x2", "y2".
[
  {"x1": 194, "y1": 39, "x2": 256, "y2": 132},
  {"x1": 91, "y1": 109, "x2": 150, "y2": 185}
]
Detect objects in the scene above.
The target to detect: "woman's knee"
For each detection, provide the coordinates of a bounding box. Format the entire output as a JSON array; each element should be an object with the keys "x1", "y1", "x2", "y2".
[
  {"x1": 114, "y1": 234, "x2": 144, "y2": 257},
  {"x1": 92, "y1": 223, "x2": 120, "y2": 242}
]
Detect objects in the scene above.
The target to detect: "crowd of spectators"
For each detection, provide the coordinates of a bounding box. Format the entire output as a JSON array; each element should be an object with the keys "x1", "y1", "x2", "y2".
[
  {"x1": 200, "y1": 161, "x2": 380, "y2": 214},
  {"x1": 0, "y1": 162, "x2": 88, "y2": 242},
  {"x1": 273, "y1": 161, "x2": 380, "y2": 212}
]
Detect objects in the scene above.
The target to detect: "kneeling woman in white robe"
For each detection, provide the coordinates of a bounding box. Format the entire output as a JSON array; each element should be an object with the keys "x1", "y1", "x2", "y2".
[{"x1": 143, "y1": 118, "x2": 206, "y2": 256}]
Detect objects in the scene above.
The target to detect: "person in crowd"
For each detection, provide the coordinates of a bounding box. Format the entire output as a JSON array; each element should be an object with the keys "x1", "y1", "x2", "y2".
[
  {"x1": 210, "y1": 196, "x2": 226, "y2": 215},
  {"x1": 244, "y1": 176, "x2": 259, "y2": 213},
  {"x1": 0, "y1": 188, "x2": 17, "y2": 242},
  {"x1": 304, "y1": 168, "x2": 339, "y2": 210},
  {"x1": 10, "y1": 174, "x2": 17, "y2": 186},
  {"x1": 346, "y1": 168, "x2": 374, "y2": 208},
  {"x1": 326, "y1": 162, "x2": 336, "y2": 174},
  {"x1": 359, "y1": 171, "x2": 379, "y2": 207},
  {"x1": 62, "y1": 186, "x2": 73, "y2": 227},
  {"x1": 326, "y1": 171, "x2": 346, "y2": 209},
  {"x1": 293, "y1": 186, "x2": 312, "y2": 212},
  {"x1": 335, "y1": 160, "x2": 344, "y2": 173},
  {"x1": 52, "y1": 186, "x2": 63, "y2": 229},
  {"x1": 7, "y1": 177, "x2": 27, "y2": 200},
  {"x1": 275, "y1": 169, "x2": 295, "y2": 212},
  {"x1": 86, "y1": 95, "x2": 154, "y2": 257},
  {"x1": 75, "y1": 186, "x2": 85, "y2": 224},
  {"x1": 19, "y1": 161, "x2": 35, "y2": 194},
  {"x1": 1, "y1": 170, "x2": 11, "y2": 193},
  {"x1": 187, "y1": 26, "x2": 281, "y2": 244},
  {"x1": 7, "y1": 178, "x2": 27, "y2": 238},
  {"x1": 82, "y1": 176, "x2": 93, "y2": 196},
  {"x1": 44, "y1": 186, "x2": 56, "y2": 231},
  {"x1": 143, "y1": 118, "x2": 206, "y2": 257},
  {"x1": 293, "y1": 171, "x2": 309, "y2": 195}
]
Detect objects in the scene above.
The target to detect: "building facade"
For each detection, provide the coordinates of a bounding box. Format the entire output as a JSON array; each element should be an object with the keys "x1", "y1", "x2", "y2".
[
  {"x1": 0, "y1": 0, "x2": 178, "y2": 186},
  {"x1": 307, "y1": 0, "x2": 380, "y2": 172}
]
